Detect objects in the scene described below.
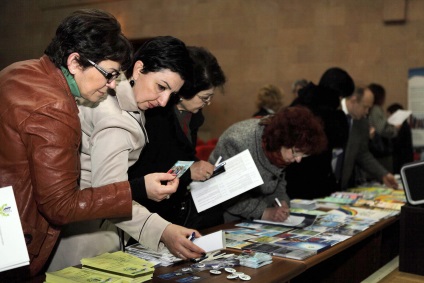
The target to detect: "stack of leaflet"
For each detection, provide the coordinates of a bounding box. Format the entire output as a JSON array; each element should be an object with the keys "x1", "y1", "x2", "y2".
[
  {"x1": 241, "y1": 242, "x2": 316, "y2": 260},
  {"x1": 315, "y1": 192, "x2": 364, "y2": 209},
  {"x1": 290, "y1": 199, "x2": 317, "y2": 210},
  {"x1": 237, "y1": 252, "x2": 272, "y2": 268},
  {"x1": 81, "y1": 251, "x2": 155, "y2": 283},
  {"x1": 126, "y1": 243, "x2": 182, "y2": 267},
  {"x1": 45, "y1": 267, "x2": 122, "y2": 283}
]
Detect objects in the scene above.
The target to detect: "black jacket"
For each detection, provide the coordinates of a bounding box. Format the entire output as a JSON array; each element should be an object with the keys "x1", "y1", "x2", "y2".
[{"x1": 285, "y1": 83, "x2": 349, "y2": 199}]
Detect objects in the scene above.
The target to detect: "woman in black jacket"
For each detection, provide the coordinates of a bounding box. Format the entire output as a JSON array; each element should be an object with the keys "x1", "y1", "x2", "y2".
[
  {"x1": 128, "y1": 46, "x2": 226, "y2": 229},
  {"x1": 285, "y1": 67, "x2": 353, "y2": 199}
]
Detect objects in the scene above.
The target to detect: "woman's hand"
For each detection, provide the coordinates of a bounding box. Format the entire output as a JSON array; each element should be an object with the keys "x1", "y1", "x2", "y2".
[
  {"x1": 144, "y1": 173, "x2": 179, "y2": 201},
  {"x1": 261, "y1": 200, "x2": 290, "y2": 222},
  {"x1": 190, "y1": 160, "x2": 215, "y2": 181},
  {"x1": 161, "y1": 224, "x2": 205, "y2": 259}
]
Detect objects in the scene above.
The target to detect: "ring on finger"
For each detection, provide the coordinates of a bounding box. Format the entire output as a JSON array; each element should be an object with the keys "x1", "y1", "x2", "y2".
[{"x1": 166, "y1": 195, "x2": 170, "y2": 199}]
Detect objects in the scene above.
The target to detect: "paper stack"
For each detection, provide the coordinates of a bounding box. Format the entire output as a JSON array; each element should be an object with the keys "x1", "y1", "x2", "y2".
[
  {"x1": 237, "y1": 252, "x2": 272, "y2": 268},
  {"x1": 81, "y1": 251, "x2": 155, "y2": 283},
  {"x1": 125, "y1": 243, "x2": 182, "y2": 267},
  {"x1": 45, "y1": 266, "x2": 123, "y2": 283},
  {"x1": 290, "y1": 199, "x2": 317, "y2": 210}
]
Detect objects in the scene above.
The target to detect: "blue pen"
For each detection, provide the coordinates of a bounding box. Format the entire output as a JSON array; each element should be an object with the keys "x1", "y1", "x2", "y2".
[{"x1": 188, "y1": 231, "x2": 195, "y2": 241}]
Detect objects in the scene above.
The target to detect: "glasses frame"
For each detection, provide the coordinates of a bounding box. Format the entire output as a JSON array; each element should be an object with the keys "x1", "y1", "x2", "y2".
[
  {"x1": 291, "y1": 147, "x2": 309, "y2": 158},
  {"x1": 86, "y1": 59, "x2": 120, "y2": 84},
  {"x1": 196, "y1": 94, "x2": 213, "y2": 104}
]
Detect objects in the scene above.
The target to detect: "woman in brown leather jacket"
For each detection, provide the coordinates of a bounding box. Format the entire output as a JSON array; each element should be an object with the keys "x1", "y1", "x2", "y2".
[{"x1": 0, "y1": 9, "x2": 135, "y2": 279}]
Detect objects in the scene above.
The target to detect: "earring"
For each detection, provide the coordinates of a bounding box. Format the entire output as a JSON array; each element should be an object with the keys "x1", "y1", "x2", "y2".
[
  {"x1": 179, "y1": 98, "x2": 183, "y2": 102},
  {"x1": 129, "y1": 79, "x2": 135, "y2": 87}
]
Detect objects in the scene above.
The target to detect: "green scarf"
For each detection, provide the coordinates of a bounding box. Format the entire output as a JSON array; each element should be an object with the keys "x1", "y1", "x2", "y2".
[{"x1": 60, "y1": 66, "x2": 81, "y2": 98}]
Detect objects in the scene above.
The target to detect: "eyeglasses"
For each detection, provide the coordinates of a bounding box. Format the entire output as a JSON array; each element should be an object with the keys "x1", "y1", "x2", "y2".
[
  {"x1": 87, "y1": 59, "x2": 120, "y2": 84},
  {"x1": 197, "y1": 94, "x2": 213, "y2": 104},
  {"x1": 291, "y1": 147, "x2": 309, "y2": 158}
]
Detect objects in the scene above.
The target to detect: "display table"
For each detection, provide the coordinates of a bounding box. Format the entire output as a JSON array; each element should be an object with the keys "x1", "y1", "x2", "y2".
[
  {"x1": 153, "y1": 216, "x2": 399, "y2": 283},
  {"x1": 27, "y1": 215, "x2": 400, "y2": 283},
  {"x1": 291, "y1": 215, "x2": 399, "y2": 283},
  {"x1": 152, "y1": 256, "x2": 305, "y2": 283}
]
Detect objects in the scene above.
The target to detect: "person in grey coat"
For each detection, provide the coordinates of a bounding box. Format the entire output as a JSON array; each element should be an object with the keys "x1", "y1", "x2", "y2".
[{"x1": 209, "y1": 106, "x2": 327, "y2": 223}]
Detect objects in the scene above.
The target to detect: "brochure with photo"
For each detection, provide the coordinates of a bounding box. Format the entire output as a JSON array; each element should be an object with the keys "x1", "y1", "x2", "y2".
[{"x1": 168, "y1": 161, "x2": 194, "y2": 178}]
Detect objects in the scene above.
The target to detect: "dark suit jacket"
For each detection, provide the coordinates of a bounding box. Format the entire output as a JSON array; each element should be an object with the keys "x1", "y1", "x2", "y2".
[
  {"x1": 341, "y1": 117, "x2": 388, "y2": 189},
  {"x1": 285, "y1": 83, "x2": 349, "y2": 199}
]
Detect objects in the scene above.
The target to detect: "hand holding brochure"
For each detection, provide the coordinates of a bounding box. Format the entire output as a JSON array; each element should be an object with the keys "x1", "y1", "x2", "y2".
[
  {"x1": 388, "y1": 109, "x2": 412, "y2": 125},
  {"x1": 192, "y1": 230, "x2": 226, "y2": 253},
  {"x1": 190, "y1": 149, "x2": 264, "y2": 212}
]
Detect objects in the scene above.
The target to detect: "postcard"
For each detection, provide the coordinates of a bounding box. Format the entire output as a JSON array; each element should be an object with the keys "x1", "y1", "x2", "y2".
[{"x1": 168, "y1": 161, "x2": 194, "y2": 178}]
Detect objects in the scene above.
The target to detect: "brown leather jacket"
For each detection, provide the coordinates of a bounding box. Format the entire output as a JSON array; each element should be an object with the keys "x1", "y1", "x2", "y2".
[{"x1": 0, "y1": 56, "x2": 132, "y2": 277}]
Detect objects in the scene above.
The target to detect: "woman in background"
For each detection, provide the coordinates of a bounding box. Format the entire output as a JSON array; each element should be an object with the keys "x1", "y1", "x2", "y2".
[
  {"x1": 285, "y1": 67, "x2": 353, "y2": 199},
  {"x1": 129, "y1": 46, "x2": 226, "y2": 230},
  {"x1": 209, "y1": 106, "x2": 327, "y2": 223},
  {"x1": 252, "y1": 84, "x2": 284, "y2": 117},
  {"x1": 367, "y1": 83, "x2": 400, "y2": 172}
]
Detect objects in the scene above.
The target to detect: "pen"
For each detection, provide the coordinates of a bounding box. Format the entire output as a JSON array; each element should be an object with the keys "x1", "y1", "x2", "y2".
[
  {"x1": 214, "y1": 156, "x2": 222, "y2": 166},
  {"x1": 190, "y1": 254, "x2": 207, "y2": 263},
  {"x1": 188, "y1": 231, "x2": 195, "y2": 242},
  {"x1": 274, "y1": 198, "x2": 282, "y2": 207}
]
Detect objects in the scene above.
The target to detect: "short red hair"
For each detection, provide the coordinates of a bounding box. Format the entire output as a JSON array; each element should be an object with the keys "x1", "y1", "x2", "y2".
[{"x1": 260, "y1": 106, "x2": 327, "y2": 155}]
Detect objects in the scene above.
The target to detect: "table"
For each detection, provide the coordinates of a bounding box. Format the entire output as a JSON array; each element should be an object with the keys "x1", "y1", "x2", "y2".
[
  {"x1": 291, "y1": 215, "x2": 399, "y2": 283},
  {"x1": 24, "y1": 215, "x2": 400, "y2": 283},
  {"x1": 153, "y1": 216, "x2": 399, "y2": 283},
  {"x1": 152, "y1": 257, "x2": 305, "y2": 283}
]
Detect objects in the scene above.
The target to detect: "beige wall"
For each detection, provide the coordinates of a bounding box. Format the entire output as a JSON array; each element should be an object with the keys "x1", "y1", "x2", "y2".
[{"x1": 1, "y1": 0, "x2": 423, "y2": 140}]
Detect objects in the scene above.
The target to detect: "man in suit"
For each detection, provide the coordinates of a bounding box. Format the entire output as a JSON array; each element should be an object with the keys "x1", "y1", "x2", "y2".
[{"x1": 340, "y1": 87, "x2": 398, "y2": 189}]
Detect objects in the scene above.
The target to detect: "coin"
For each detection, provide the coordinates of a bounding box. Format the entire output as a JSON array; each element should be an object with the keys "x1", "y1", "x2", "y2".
[
  {"x1": 210, "y1": 269, "x2": 222, "y2": 275},
  {"x1": 239, "y1": 274, "x2": 252, "y2": 281}
]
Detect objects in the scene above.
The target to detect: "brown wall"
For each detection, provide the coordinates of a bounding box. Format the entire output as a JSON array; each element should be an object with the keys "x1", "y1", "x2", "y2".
[{"x1": 1, "y1": 0, "x2": 423, "y2": 140}]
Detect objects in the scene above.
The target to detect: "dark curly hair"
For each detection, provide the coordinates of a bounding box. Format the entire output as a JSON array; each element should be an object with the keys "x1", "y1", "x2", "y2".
[
  {"x1": 260, "y1": 106, "x2": 327, "y2": 155},
  {"x1": 177, "y1": 46, "x2": 226, "y2": 100},
  {"x1": 45, "y1": 9, "x2": 133, "y2": 71},
  {"x1": 125, "y1": 36, "x2": 193, "y2": 88}
]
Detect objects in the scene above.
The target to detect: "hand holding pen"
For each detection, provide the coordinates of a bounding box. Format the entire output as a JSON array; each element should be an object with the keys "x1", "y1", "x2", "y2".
[
  {"x1": 261, "y1": 198, "x2": 290, "y2": 222},
  {"x1": 190, "y1": 160, "x2": 215, "y2": 181}
]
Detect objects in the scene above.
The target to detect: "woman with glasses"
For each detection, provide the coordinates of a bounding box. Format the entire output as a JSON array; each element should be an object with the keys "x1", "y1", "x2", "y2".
[
  {"x1": 48, "y1": 36, "x2": 206, "y2": 272},
  {"x1": 208, "y1": 106, "x2": 327, "y2": 223},
  {"x1": 128, "y1": 46, "x2": 226, "y2": 230},
  {"x1": 0, "y1": 10, "x2": 135, "y2": 279}
]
